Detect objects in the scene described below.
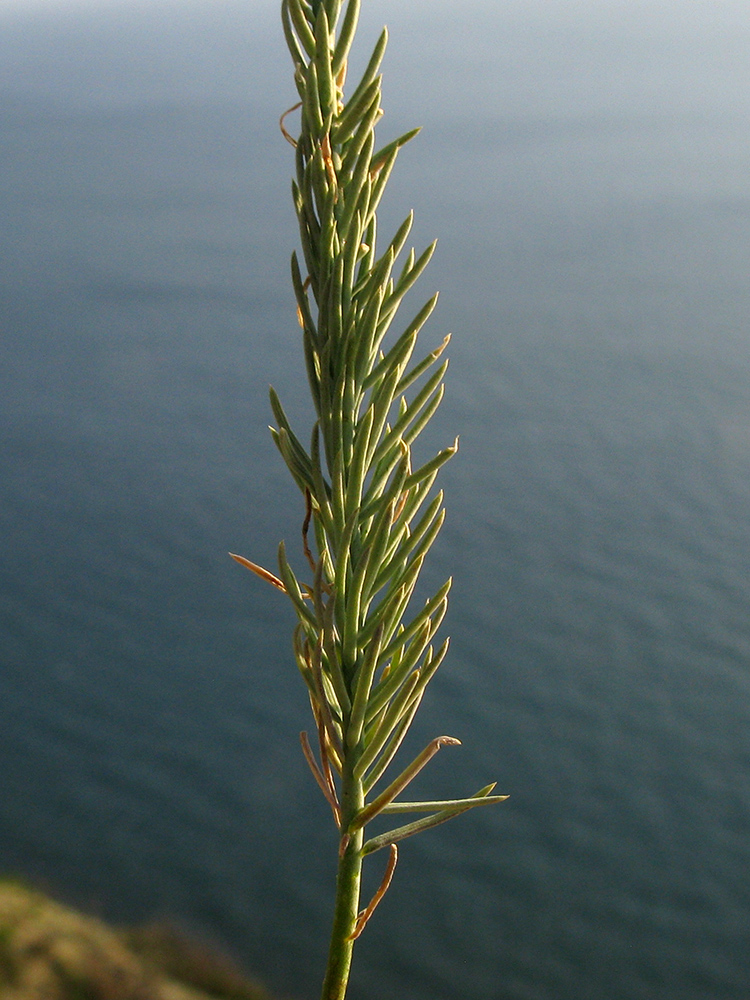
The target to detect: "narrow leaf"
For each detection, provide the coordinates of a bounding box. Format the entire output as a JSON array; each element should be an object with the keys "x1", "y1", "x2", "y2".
[
  {"x1": 332, "y1": 27, "x2": 387, "y2": 140},
  {"x1": 361, "y1": 790, "x2": 508, "y2": 856},
  {"x1": 351, "y1": 736, "x2": 461, "y2": 830},
  {"x1": 380, "y1": 785, "x2": 509, "y2": 813},
  {"x1": 332, "y1": 0, "x2": 361, "y2": 75},
  {"x1": 346, "y1": 622, "x2": 383, "y2": 750},
  {"x1": 287, "y1": 0, "x2": 317, "y2": 60},
  {"x1": 352, "y1": 670, "x2": 421, "y2": 778},
  {"x1": 229, "y1": 553, "x2": 286, "y2": 593}
]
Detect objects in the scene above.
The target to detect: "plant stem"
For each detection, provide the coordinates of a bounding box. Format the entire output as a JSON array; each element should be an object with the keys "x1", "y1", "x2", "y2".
[{"x1": 321, "y1": 764, "x2": 365, "y2": 1000}]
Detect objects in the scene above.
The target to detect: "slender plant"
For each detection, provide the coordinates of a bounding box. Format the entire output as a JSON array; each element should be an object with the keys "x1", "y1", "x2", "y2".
[{"x1": 231, "y1": 2, "x2": 506, "y2": 997}]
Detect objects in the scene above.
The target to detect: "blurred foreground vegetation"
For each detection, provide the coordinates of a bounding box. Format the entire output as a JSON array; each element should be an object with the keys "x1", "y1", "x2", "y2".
[{"x1": 0, "y1": 878, "x2": 275, "y2": 1000}]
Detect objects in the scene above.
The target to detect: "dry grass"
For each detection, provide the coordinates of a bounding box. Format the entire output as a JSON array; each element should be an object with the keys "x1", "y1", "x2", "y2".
[{"x1": 0, "y1": 880, "x2": 272, "y2": 1000}]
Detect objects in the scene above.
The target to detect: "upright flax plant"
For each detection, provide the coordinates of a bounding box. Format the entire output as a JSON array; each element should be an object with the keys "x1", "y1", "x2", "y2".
[{"x1": 232, "y1": 2, "x2": 506, "y2": 997}]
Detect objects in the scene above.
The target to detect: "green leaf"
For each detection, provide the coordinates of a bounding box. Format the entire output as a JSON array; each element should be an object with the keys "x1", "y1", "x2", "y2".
[
  {"x1": 380, "y1": 785, "x2": 508, "y2": 813},
  {"x1": 352, "y1": 735, "x2": 462, "y2": 829},
  {"x1": 396, "y1": 331, "x2": 449, "y2": 396},
  {"x1": 366, "y1": 581, "x2": 450, "y2": 719},
  {"x1": 361, "y1": 787, "x2": 509, "y2": 855},
  {"x1": 370, "y1": 510, "x2": 446, "y2": 620},
  {"x1": 270, "y1": 426, "x2": 314, "y2": 495},
  {"x1": 351, "y1": 281, "x2": 387, "y2": 391},
  {"x1": 359, "y1": 553, "x2": 423, "y2": 651},
  {"x1": 363, "y1": 146, "x2": 398, "y2": 228},
  {"x1": 346, "y1": 622, "x2": 383, "y2": 750},
  {"x1": 361, "y1": 291, "x2": 436, "y2": 393},
  {"x1": 344, "y1": 406, "x2": 374, "y2": 520},
  {"x1": 359, "y1": 438, "x2": 409, "y2": 526},
  {"x1": 387, "y1": 468, "x2": 439, "y2": 541},
  {"x1": 277, "y1": 541, "x2": 317, "y2": 627},
  {"x1": 363, "y1": 618, "x2": 431, "y2": 720},
  {"x1": 332, "y1": 27, "x2": 387, "y2": 140},
  {"x1": 303, "y1": 60, "x2": 325, "y2": 136},
  {"x1": 370, "y1": 126, "x2": 421, "y2": 175},
  {"x1": 371, "y1": 360, "x2": 448, "y2": 467},
  {"x1": 403, "y1": 438, "x2": 459, "y2": 490},
  {"x1": 342, "y1": 541, "x2": 372, "y2": 671},
  {"x1": 286, "y1": 0, "x2": 317, "y2": 59},
  {"x1": 337, "y1": 131, "x2": 374, "y2": 238},
  {"x1": 353, "y1": 670, "x2": 421, "y2": 778},
  {"x1": 324, "y1": 0, "x2": 343, "y2": 29},
  {"x1": 332, "y1": 0, "x2": 361, "y2": 76},
  {"x1": 368, "y1": 491, "x2": 444, "y2": 601},
  {"x1": 360, "y1": 687, "x2": 423, "y2": 794},
  {"x1": 314, "y1": 7, "x2": 335, "y2": 120},
  {"x1": 282, "y1": 0, "x2": 308, "y2": 69},
  {"x1": 379, "y1": 241, "x2": 437, "y2": 330}
]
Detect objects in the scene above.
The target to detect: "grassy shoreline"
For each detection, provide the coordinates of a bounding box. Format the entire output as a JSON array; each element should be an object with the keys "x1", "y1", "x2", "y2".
[{"x1": 0, "y1": 877, "x2": 276, "y2": 1000}]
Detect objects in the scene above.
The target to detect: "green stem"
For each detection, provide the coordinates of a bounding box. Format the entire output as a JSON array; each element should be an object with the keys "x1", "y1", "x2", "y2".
[{"x1": 320, "y1": 764, "x2": 365, "y2": 1000}]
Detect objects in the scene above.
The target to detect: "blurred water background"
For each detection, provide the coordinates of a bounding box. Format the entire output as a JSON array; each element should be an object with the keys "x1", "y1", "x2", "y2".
[{"x1": 2, "y1": 1, "x2": 750, "y2": 997}]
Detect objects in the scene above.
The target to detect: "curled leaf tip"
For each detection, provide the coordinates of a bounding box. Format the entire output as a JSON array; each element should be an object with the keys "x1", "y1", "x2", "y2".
[
  {"x1": 432, "y1": 333, "x2": 451, "y2": 359},
  {"x1": 435, "y1": 736, "x2": 461, "y2": 748}
]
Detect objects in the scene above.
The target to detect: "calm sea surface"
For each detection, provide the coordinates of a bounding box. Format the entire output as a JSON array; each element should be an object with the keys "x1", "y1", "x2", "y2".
[{"x1": 2, "y1": 2, "x2": 750, "y2": 998}]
